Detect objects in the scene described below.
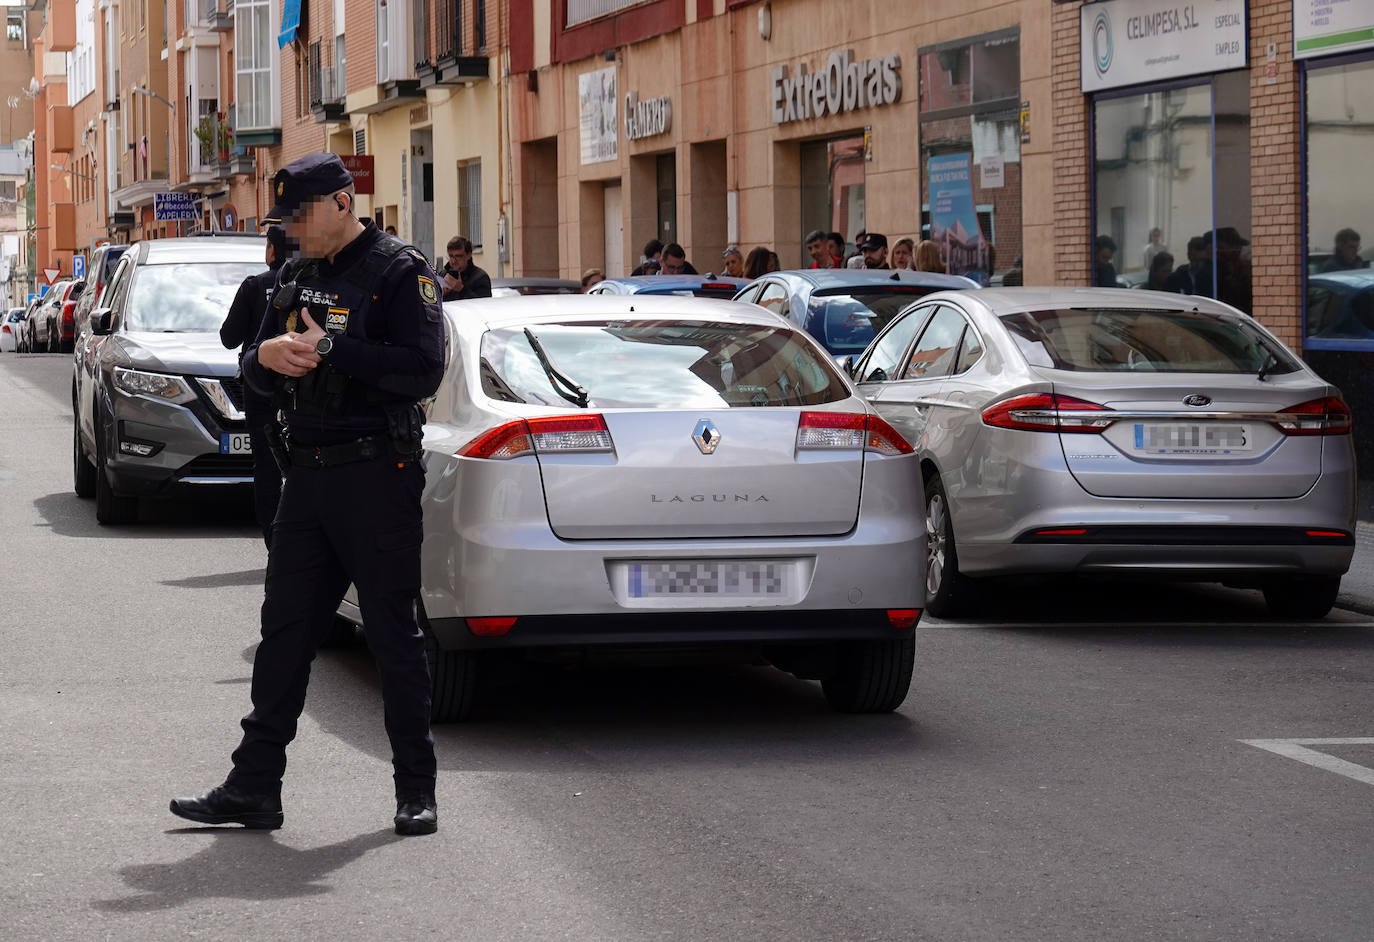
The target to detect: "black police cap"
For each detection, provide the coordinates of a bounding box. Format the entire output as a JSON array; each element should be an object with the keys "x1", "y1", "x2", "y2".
[{"x1": 263, "y1": 153, "x2": 354, "y2": 223}]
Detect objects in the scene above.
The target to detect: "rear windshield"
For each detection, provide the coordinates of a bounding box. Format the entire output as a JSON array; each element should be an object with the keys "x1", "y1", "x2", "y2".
[
  {"x1": 123, "y1": 261, "x2": 265, "y2": 332},
  {"x1": 479, "y1": 320, "x2": 848, "y2": 408},
  {"x1": 810, "y1": 287, "x2": 941, "y2": 353},
  {"x1": 636, "y1": 286, "x2": 741, "y2": 300},
  {"x1": 1000, "y1": 308, "x2": 1302, "y2": 374}
]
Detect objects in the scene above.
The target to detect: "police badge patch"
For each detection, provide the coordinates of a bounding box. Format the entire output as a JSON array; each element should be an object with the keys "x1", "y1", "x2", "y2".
[
  {"x1": 326, "y1": 307, "x2": 350, "y2": 332},
  {"x1": 418, "y1": 276, "x2": 438, "y2": 304}
]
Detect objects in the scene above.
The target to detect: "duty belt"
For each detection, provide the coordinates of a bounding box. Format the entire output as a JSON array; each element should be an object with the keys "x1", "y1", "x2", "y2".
[{"x1": 286, "y1": 435, "x2": 391, "y2": 468}]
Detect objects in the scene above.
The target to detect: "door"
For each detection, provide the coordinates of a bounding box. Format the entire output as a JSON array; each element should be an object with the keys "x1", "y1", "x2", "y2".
[
  {"x1": 871, "y1": 305, "x2": 968, "y2": 450},
  {"x1": 603, "y1": 183, "x2": 624, "y2": 277}
]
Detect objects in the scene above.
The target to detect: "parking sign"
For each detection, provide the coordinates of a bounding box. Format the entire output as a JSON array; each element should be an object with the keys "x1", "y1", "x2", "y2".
[{"x1": 72, "y1": 254, "x2": 86, "y2": 280}]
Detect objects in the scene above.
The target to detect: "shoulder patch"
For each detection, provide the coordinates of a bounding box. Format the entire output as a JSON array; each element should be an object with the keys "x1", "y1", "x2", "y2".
[
  {"x1": 405, "y1": 248, "x2": 429, "y2": 264},
  {"x1": 418, "y1": 276, "x2": 438, "y2": 304}
]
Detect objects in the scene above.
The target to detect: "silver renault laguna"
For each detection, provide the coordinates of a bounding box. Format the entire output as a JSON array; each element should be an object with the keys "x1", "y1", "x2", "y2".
[
  {"x1": 849, "y1": 287, "x2": 1356, "y2": 620},
  {"x1": 336, "y1": 295, "x2": 926, "y2": 720}
]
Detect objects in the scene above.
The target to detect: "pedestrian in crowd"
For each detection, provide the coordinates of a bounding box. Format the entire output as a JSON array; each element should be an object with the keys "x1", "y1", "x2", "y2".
[
  {"x1": 806, "y1": 229, "x2": 837, "y2": 269},
  {"x1": 767, "y1": 250, "x2": 781, "y2": 273},
  {"x1": 859, "y1": 233, "x2": 889, "y2": 269},
  {"x1": 658, "y1": 242, "x2": 698, "y2": 275},
  {"x1": 744, "y1": 246, "x2": 774, "y2": 279},
  {"x1": 1322, "y1": 228, "x2": 1368, "y2": 272},
  {"x1": 1146, "y1": 251, "x2": 1175, "y2": 291},
  {"x1": 890, "y1": 238, "x2": 915, "y2": 271},
  {"x1": 720, "y1": 246, "x2": 745, "y2": 278},
  {"x1": 1166, "y1": 236, "x2": 1213, "y2": 296},
  {"x1": 384, "y1": 225, "x2": 397, "y2": 236},
  {"x1": 1002, "y1": 254, "x2": 1024, "y2": 286},
  {"x1": 219, "y1": 223, "x2": 289, "y2": 545},
  {"x1": 846, "y1": 230, "x2": 867, "y2": 269},
  {"x1": 441, "y1": 236, "x2": 492, "y2": 300},
  {"x1": 827, "y1": 232, "x2": 846, "y2": 266},
  {"x1": 580, "y1": 268, "x2": 604, "y2": 292},
  {"x1": 171, "y1": 153, "x2": 445, "y2": 836},
  {"x1": 1094, "y1": 235, "x2": 1119, "y2": 287},
  {"x1": 631, "y1": 239, "x2": 664, "y2": 276},
  {"x1": 914, "y1": 240, "x2": 945, "y2": 274},
  {"x1": 1142, "y1": 227, "x2": 1168, "y2": 270},
  {"x1": 1210, "y1": 226, "x2": 1252, "y2": 312}
]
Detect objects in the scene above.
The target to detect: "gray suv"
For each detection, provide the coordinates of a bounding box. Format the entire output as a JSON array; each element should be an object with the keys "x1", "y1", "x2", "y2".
[{"x1": 72, "y1": 235, "x2": 267, "y2": 523}]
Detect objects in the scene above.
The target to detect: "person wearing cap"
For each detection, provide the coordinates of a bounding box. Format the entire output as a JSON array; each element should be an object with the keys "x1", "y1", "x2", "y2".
[
  {"x1": 219, "y1": 224, "x2": 291, "y2": 544},
  {"x1": 846, "y1": 230, "x2": 868, "y2": 269},
  {"x1": 720, "y1": 246, "x2": 745, "y2": 278},
  {"x1": 580, "y1": 268, "x2": 604, "y2": 291},
  {"x1": 171, "y1": 152, "x2": 446, "y2": 837},
  {"x1": 859, "y1": 233, "x2": 890, "y2": 269}
]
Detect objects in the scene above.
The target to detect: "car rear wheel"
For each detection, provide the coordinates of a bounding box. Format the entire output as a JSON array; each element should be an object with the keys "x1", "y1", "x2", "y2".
[
  {"x1": 821, "y1": 635, "x2": 915, "y2": 713},
  {"x1": 94, "y1": 423, "x2": 138, "y2": 525},
  {"x1": 1262, "y1": 575, "x2": 1340, "y2": 620},
  {"x1": 73, "y1": 421, "x2": 96, "y2": 498},
  {"x1": 49, "y1": 322, "x2": 60, "y2": 353},
  {"x1": 421, "y1": 605, "x2": 478, "y2": 722},
  {"x1": 924, "y1": 476, "x2": 973, "y2": 618}
]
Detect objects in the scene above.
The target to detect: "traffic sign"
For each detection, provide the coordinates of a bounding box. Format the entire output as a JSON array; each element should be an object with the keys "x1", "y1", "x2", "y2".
[
  {"x1": 42, "y1": 267, "x2": 60, "y2": 285},
  {"x1": 72, "y1": 254, "x2": 86, "y2": 280}
]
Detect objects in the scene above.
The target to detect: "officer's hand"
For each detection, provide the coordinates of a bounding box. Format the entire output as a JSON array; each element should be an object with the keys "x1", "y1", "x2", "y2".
[
  {"x1": 297, "y1": 310, "x2": 326, "y2": 347},
  {"x1": 259, "y1": 326, "x2": 320, "y2": 377}
]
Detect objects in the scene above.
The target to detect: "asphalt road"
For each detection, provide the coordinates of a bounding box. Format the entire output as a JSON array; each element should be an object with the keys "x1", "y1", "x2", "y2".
[{"x1": 2, "y1": 351, "x2": 1372, "y2": 942}]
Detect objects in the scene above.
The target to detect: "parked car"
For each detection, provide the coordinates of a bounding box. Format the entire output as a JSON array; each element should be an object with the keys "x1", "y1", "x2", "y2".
[
  {"x1": 335, "y1": 295, "x2": 926, "y2": 720},
  {"x1": 731, "y1": 269, "x2": 978, "y2": 359},
  {"x1": 28, "y1": 280, "x2": 76, "y2": 352},
  {"x1": 849, "y1": 286, "x2": 1356, "y2": 620},
  {"x1": 17, "y1": 294, "x2": 44, "y2": 352},
  {"x1": 71, "y1": 235, "x2": 267, "y2": 524},
  {"x1": 1, "y1": 307, "x2": 24, "y2": 352},
  {"x1": 71, "y1": 243, "x2": 131, "y2": 348},
  {"x1": 56, "y1": 280, "x2": 85, "y2": 353},
  {"x1": 1306, "y1": 270, "x2": 1374, "y2": 340},
  {"x1": 489, "y1": 277, "x2": 581, "y2": 297},
  {"x1": 588, "y1": 274, "x2": 752, "y2": 299}
]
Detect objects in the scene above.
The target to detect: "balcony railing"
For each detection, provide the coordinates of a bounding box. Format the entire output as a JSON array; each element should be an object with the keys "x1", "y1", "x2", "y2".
[{"x1": 565, "y1": 0, "x2": 649, "y2": 28}]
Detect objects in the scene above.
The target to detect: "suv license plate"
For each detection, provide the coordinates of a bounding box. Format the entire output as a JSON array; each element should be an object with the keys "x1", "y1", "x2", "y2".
[
  {"x1": 1132, "y1": 422, "x2": 1252, "y2": 455},
  {"x1": 220, "y1": 432, "x2": 252, "y2": 455}
]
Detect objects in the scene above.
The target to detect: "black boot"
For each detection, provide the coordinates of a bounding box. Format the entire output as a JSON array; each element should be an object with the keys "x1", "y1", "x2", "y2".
[
  {"x1": 170, "y1": 784, "x2": 283, "y2": 830},
  {"x1": 394, "y1": 795, "x2": 438, "y2": 836}
]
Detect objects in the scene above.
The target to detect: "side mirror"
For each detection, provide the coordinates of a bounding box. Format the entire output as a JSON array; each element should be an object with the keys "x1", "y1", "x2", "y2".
[{"x1": 90, "y1": 307, "x2": 113, "y2": 335}]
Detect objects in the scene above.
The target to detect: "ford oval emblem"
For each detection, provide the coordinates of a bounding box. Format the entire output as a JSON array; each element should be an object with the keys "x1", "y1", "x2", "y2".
[{"x1": 1183, "y1": 394, "x2": 1212, "y2": 407}]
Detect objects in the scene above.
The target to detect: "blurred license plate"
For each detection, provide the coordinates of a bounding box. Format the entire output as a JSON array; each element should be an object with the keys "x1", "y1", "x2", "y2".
[
  {"x1": 628, "y1": 560, "x2": 786, "y2": 598},
  {"x1": 1132, "y1": 423, "x2": 1252, "y2": 455},
  {"x1": 220, "y1": 432, "x2": 252, "y2": 455}
]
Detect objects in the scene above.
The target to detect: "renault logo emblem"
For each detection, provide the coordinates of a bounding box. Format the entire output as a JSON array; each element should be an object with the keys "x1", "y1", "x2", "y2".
[
  {"x1": 692, "y1": 419, "x2": 721, "y2": 455},
  {"x1": 1183, "y1": 394, "x2": 1212, "y2": 407}
]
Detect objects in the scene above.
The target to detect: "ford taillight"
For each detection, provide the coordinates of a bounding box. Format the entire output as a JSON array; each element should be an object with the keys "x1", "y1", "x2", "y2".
[
  {"x1": 1272, "y1": 396, "x2": 1352, "y2": 436},
  {"x1": 981, "y1": 393, "x2": 1115, "y2": 433}
]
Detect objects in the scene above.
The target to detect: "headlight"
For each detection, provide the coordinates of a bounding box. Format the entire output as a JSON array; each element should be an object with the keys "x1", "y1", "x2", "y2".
[{"x1": 113, "y1": 366, "x2": 197, "y2": 404}]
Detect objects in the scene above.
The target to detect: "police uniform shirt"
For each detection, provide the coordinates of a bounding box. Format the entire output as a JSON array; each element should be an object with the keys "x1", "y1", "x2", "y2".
[
  {"x1": 242, "y1": 219, "x2": 445, "y2": 446},
  {"x1": 221, "y1": 264, "x2": 282, "y2": 357}
]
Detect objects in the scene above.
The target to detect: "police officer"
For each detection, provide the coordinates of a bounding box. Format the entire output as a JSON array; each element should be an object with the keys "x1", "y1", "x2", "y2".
[
  {"x1": 171, "y1": 153, "x2": 446, "y2": 836},
  {"x1": 219, "y1": 224, "x2": 289, "y2": 544}
]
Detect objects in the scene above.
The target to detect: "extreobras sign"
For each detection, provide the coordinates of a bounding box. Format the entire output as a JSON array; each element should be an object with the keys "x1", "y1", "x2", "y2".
[
  {"x1": 1081, "y1": 0, "x2": 1247, "y2": 92},
  {"x1": 771, "y1": 50, "x2": 901, "y2": 125}
]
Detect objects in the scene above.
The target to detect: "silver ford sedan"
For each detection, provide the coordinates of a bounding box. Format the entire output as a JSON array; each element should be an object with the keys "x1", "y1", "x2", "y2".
[
  {"x1": 850, "y1": 288, "x2": 1356, "y2": 620},
  {"x1": 337, "y1": 296, "x2": 926, "y2": 720}
]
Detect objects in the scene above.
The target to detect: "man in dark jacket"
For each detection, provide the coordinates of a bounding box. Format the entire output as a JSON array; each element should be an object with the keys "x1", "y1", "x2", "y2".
[
  {"x1": 440, "y1": 235, "x2": 492, "y2": 300},
  {"x1": 219, "y1": 224, "x2": 289, "y2": 543}
]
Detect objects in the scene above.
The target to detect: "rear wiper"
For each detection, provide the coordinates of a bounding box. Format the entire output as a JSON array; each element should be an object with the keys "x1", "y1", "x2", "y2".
[
  {"x1": 1257, "y1": 348, "x2": 1279, "y2": 382},
  {"x1": 523, "y1": 327, "x2": 590, "y2": 408},
  {"x1": 479, "y1": 356, "x2": 526, "y2": 403}
]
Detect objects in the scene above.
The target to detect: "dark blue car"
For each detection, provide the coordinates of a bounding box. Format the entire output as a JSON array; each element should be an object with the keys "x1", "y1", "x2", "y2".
[{"x1": 588, "y1": 274, "x2": 752, "y2": 300}]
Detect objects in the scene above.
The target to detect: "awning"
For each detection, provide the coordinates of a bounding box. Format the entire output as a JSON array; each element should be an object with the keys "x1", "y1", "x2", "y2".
[{"x1": 278, "y1": 0, "x2": 302, "y2": 48}]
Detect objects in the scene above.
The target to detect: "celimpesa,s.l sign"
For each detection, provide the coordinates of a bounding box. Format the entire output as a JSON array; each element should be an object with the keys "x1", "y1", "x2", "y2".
[
  {"x1": 1080, "y1": 0, "x2": 1247, "y2": 92},
  {"x1": 771, "y1": 50, "x2": 901, "y2": 125}
]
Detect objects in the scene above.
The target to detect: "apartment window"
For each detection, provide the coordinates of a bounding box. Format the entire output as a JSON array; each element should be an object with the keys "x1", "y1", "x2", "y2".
[
  {"x1": 234, "y1": 0, "x2": 277, "y2": 130},
  {"x1": 354, "y1": 128, "x2": 366, "y2": 154},
  {"x1": 458, "y1": 159, "x2": 481, "y2": 248},
  {"x1": 7, "y1": 11, "x2": 24, "y2": 43},
  {"x1": 565, "y1": 0, "x2": 648, "y2": 28},
  {"x1": 376, "y1": 0, "x2": 412, "y2": 82}
]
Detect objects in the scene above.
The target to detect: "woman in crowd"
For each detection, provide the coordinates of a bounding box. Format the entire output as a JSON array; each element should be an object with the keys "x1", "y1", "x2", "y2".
[
  {"x1": 890, "y1": 238, "x2": 915, "y2": 271},
  {"x1": 580, "y1": 268, "x2": 604, "y2": 292},
  {"x1": 914, "y1": 240, "x2": 946, "y2": 274},
  {"x1": 744, "y1": 247, "x2": 775, "y2": 279}
]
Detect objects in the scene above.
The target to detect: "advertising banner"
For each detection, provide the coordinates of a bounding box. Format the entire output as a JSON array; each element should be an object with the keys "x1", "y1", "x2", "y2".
[
  {"x1": 1081, "y1": 0, "x2": 1247, "y2": 92},
  {"x1": 928, "y1": 153, "x2": 987, "y2": 279},
  {"x1": 579, "y1": 67, "x2": 618, "y2": 165},
  {"x1": 1294, "y1": 0, "x2": 1374, "y2": 58}
]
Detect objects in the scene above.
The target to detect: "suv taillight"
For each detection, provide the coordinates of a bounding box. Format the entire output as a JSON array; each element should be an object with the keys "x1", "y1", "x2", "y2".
[
  {"x1": 796, "y1": 412, "x2": 913, "y2": 456},
  {"x1": 981, "y1": 393, "x2": 1115, "y2": 433},
  {"x1": 458, "y1": 414, "x2": 615, "y2": 459},
  {"x1": 1273, "y1": 396, "x2": 1353, "y2": 436}
]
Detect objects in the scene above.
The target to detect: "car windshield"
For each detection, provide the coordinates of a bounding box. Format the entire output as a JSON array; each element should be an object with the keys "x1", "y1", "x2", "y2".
[
  {"x1": 1000, "y1": 308, "x2": 1302, "y2": 374},
  {"x1": 123, "y1": 262, "x2": 265, "y2": 332},
  {"x1": 810, "y1": 287, "x2": 944, "y2": 353},
  {"x1": 480, "y1": 320, "x2": 848, "y2": 408}
]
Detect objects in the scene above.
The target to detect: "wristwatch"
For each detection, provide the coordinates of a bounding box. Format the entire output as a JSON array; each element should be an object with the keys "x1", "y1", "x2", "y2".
[{"x1": 315, "y1": 335, "x2": 334, "y2": 357}]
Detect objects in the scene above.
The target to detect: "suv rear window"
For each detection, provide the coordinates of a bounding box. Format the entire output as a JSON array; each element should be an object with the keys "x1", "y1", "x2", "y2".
[
  {"x1": 123, "y1": 262, "x2": 265, "y2": 332},
  {"x1": 479, "y1": 320, "x2": 848, "y2": 408},
  {"x1": 809, "y1": 287, "x2": 941, "y2": 354},
  {"x1": 1000, "y1": 308, "x2": 1302, "y2": 374}
]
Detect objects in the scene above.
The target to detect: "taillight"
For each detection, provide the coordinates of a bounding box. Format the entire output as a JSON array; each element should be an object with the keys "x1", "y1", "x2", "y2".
[
  {"x1": 886, "y1": 609, "x2": 920, "y2": 629},
  {"x1": 1273, "y1": 396, "x2": 1352, "y2": 436},
  {"x1": 458, "y1": 414, "x2": 614, "y2": 459},
  {"x1": 796, "y1": 412, "x2": 914, "y2": 455},
  {"x1": 981, "y1": 393, "x2": 1115, "y2": 433},
  {"x1": 466, "y1": 616, "x2": 516, "y2": 637}
]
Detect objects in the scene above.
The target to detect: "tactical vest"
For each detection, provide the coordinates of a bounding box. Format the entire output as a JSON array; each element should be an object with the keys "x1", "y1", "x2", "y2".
[{"x1": 270, "y1": 234, "x2": 419, "y2": 417}]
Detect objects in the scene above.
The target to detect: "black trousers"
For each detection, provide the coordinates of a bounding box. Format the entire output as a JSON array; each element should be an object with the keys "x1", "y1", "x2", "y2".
[
  {"x1": 226, "y1": 453, "x2": 436, "y2": 800},
  {"x1": 243, "y1": 393, "x2": 282, "y2": 545}
]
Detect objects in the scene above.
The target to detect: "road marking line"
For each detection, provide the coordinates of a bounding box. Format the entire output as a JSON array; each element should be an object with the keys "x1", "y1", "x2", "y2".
[{"x1": 1240, "y1": 738, "x2": 1374, "y2": 787}]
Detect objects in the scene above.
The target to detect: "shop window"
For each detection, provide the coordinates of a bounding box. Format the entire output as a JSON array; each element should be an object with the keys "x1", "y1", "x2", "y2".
[
  {"x1": 1303, "y1": 56, "x2": 1374, "y2": 346},
  {"x1": 1091, "y1": 73, "x2": 1251, "y2": 310},
  {"x1": 919, "y1": 29, "x2": 1020, "y2": 284},
  {"x1": 800, "y1": 137, "x2": 865, "y2": 258}
]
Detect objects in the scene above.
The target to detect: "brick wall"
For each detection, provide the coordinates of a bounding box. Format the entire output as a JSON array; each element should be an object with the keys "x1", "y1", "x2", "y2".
[{"x1": 1050, "y1": 1, "x2": 1088, "y2": 286}]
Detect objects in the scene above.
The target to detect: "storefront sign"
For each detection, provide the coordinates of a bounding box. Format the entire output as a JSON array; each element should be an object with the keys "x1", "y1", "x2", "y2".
[
  {"x1": 625, "y1": 91, "x2": 672, "y2": 141},
  {"x1": 771, "y1": 50, "x2": 901, "y2": 125},
  {"x1": 980, "y1": 155, "x2": 1004, "y2": 189},
  {"x1": 1294, "y1": 0, "x2": 1374, "y2": 58},
  {"x1": 341, "y1": 155, "x2": 375, "y2": 194},
  {"x1": 579, "y1": 66, "x2": 618, "y2": 165},
  {"x1": 153, "y1": 192, "x2": 198, "y2": 222},
  {"x1": 1081, "y1": 0, "x2": 1246, "y2": 92}
]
